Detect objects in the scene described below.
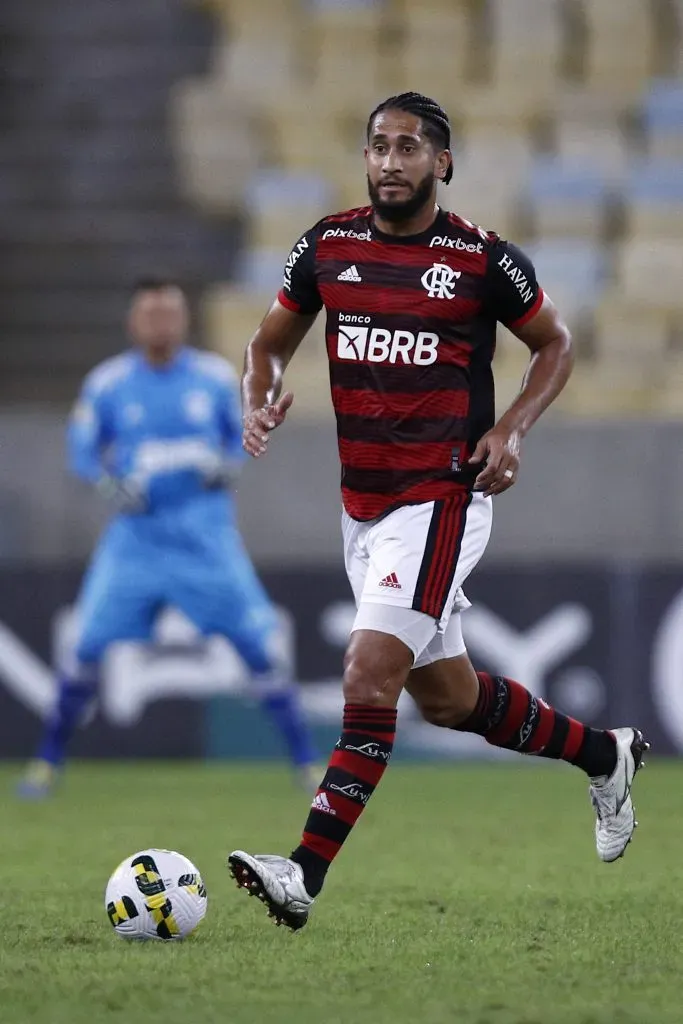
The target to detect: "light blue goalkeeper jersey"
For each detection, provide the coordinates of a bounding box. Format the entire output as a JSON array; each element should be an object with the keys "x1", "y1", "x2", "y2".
[{"x1": 69, "y1": 345, "x2": 244, "y2": 536}]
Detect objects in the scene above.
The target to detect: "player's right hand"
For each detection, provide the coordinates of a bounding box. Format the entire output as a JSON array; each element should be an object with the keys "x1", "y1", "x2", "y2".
[
  {"x1": 242, "y1": 391, "x2": 294, "y2": 458},
  {"x1": 96, "y1": 474, "x2": 148, "y2": 514}
]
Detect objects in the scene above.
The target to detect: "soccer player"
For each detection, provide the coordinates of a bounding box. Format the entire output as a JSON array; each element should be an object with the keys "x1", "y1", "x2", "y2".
[
  {"x1": 228, "y1": 93, "x2": 648, "y2": 930},
  {"x1": 18, "y1": 277, "x2": 318, "y2": 797}
]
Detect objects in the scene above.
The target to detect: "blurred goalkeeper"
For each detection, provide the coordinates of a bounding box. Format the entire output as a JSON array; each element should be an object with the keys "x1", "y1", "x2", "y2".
[{"x1": 18, "y1": 277, "x2": 317, "y2": 798}]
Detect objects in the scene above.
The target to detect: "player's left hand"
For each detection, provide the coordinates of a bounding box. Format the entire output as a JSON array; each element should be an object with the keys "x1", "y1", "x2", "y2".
[{"x1": 469, "y1": 427, "x2": 521, "y2": 497}]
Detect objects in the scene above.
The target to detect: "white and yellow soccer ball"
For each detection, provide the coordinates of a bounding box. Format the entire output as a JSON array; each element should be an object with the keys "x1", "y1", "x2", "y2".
[{"x1": 105, "y1": 849, "x2": 207, "y2": 940}]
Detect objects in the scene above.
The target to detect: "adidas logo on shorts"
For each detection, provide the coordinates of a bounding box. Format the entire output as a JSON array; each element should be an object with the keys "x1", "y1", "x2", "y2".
[{"x1": 379, "y1": 572, "x2": 401, "y2": 589}]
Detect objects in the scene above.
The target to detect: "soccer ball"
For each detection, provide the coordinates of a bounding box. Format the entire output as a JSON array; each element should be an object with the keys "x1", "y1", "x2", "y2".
[{"x1": 105, "y1": 848, "x2": 207, "y2": 940}]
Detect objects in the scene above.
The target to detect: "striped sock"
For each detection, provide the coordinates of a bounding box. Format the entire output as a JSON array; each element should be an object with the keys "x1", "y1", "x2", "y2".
[
  {"x1": 290, "y1": 703, "x2": 397, "y2": 896},
  {"x1": 455, "y1": 673, "x2": 617, "y2": 777}
]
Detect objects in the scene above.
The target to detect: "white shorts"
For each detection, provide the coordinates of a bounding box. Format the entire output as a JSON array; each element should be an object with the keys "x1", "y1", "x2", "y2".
[{"x1": 342, "y1": 493, "x2": 493, "y2": 667}]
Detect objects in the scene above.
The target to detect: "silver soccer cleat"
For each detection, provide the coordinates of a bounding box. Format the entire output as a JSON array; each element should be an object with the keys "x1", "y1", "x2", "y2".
[
  {"x1": 228, "y1": 850, "x2": 315, "y2": 931},
  {"x1": 589, "y1": 727, "x2": 649, "y2": 863}
]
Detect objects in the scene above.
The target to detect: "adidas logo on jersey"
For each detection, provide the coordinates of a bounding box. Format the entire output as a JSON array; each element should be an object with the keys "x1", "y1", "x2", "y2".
[
  {"x1": 379, "y1": 572, "x2": 401, "y2": 589},
  {"x1": 337, "y1": 265, "x2": 362, "y2": 282},
  {"x1": 312, "y1": 791, "x2": 336, "y2": 815}
]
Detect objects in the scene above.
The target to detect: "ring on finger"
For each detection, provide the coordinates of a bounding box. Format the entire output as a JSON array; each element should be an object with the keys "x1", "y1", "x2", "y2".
[{"x1": 503, "y1": 469, "x2": 514, "y2": 480}]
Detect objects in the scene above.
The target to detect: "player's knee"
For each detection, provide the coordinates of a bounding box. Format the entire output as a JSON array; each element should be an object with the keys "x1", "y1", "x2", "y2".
[
  {"x1": 342, "y1": 633, "x2": 412, "y2": 707},
  {"x1": 74, "y1": 634, "x2": 106, "y2": 670}
]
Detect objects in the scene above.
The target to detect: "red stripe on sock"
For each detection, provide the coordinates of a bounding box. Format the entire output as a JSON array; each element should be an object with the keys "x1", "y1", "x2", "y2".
[
  {"x1": 329, "y1": 748, "x2": 387, "y2": 786},
  {"x1": 562, "y1": 718, "x2": 585, "y2": 761},
  {"x1": 487, "y1": 679, "x2": 528, "y2": 745},
  {"x1": 527, "y1": 701, "x2": 556, "y2": 752},
  {"x1": 321, "y1": 789, "x2": 365, "y2": 825},
  {"x1": 301, "y1": 832, "x2": 340, "y2": 862},
  {"x1": 344, "y1": 704, "x2": 397, "y2": 717}
]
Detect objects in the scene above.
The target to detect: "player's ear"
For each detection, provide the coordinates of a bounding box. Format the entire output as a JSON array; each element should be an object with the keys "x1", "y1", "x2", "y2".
[{"x1": 435, "y1": 150, "x2": 451, "y2": 182}]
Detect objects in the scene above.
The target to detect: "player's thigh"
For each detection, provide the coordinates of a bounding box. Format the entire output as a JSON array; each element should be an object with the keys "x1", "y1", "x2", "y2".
[
  {"x1": 358, "y1": 493, "x2": 490, "y2": 627},
  {"x1": 168, "y1": 538, "x2": 277, "y2": 646},
  {"x1": 342, "y1": 510, "x2": 370, "y2": 608},
  {"x1": 345, "y1": 503, "x2": 451, "y2": 701},
  {"x1": 75, "y1": 539, "x2": 160, "y2": 663}
]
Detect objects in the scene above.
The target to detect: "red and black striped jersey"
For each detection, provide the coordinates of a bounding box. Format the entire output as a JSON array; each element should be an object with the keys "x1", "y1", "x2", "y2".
[{"x1": 278, "y1": 205, "x2": 544, "y2": 522}]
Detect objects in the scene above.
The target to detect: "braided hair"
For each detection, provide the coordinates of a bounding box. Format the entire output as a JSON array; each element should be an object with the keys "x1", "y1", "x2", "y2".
[{"x1": 366, "y1": 92, "x2": 453, "y2": 185}]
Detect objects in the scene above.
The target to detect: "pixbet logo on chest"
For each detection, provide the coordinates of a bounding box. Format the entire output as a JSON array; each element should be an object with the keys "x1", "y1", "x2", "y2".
[
  {"x1": 429, "y1": 236, "x2": 484, "y2": 253},
  {"x1": 337, "y1": 316, "x2": 438, "y2": 365}
]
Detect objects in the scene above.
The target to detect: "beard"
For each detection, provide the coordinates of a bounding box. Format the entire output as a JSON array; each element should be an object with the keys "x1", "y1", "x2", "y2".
[{"x1": 367, "y1": 170, "x2": 436, "y2": 223}]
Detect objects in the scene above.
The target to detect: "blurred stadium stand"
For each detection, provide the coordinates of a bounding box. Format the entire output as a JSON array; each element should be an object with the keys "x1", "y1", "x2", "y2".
[
  {"x1": 170, "y1": 0, "x2": 683, "y2": 419},
  {"x1": 0, "y1": 0, "x2": 244, "y2": 401}
]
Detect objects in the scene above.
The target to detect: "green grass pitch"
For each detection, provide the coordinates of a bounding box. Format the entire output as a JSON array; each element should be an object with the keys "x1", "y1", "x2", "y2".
[{"x1": 0, "y1": 759, "x2": 679, "y2": 1024}]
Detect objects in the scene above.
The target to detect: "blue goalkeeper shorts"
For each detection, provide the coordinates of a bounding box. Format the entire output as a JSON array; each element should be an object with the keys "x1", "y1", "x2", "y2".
[{"x1": 73, "y1": 518, "x2": 277, "y2": 672}]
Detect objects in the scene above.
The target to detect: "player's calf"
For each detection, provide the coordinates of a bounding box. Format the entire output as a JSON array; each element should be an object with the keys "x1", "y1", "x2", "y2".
[
  {"x1": 229, "y1": 630, "x2": 409, "y2": 925},
  {"x1": 453, "y1": 671, "x2": 619, "y2": 777},
  {"x1": 289, "y1": 631, "x2": 407, "y2": 896},
  {"x1": 17, "y1": 674, "x2": 96, "y2": 798}
]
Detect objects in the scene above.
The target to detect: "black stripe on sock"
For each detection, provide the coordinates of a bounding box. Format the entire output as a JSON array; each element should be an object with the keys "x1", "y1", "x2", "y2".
[
  {"x1": 305, "y1": 808, "x2": 352, "y2": 844},
  {"x1": 321, "y1": 766, "x2": 375, "y2": 807},
  {"x1": 342, "y1": 718, "x2": 397, "y2": 735},
  {"x1": 542, "y1": 714, "x2": 570, "y2": 759},
  {"x1": 488, "y1": 676, "x2": 511, "y2": 731}
]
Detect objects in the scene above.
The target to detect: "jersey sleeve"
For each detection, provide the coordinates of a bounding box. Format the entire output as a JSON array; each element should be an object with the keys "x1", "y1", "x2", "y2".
[
  {"x1": 67, "y1": 375, "x2": 113, "y2": 482},
  {"x1": 277, "y1": 226, "x2": 323, "y2": 315},
  {"x1": 485, "y1": 240, "x2": 545, "y2": 330}
]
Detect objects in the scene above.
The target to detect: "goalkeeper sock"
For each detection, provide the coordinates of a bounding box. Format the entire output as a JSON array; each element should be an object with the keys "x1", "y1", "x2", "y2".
[{"x1": 37, "y1": 676, "x2": 95, "y2": 766}]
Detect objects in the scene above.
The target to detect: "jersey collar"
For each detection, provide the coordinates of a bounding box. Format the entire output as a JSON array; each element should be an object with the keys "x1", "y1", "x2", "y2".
[
  {"x1": 134, "y1": 345, "x2": 190, "y2": 373},
  {"x1": 369, "y1": 206, "x2": 449, "y2": 246}
]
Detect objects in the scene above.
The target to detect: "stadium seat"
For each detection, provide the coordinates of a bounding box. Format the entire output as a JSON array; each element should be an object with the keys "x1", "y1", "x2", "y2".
[
  {"x1": 489, "y1": 0, "x2": 563, "y2": 87},
  {"x1": 583, "y1": 0, "x2": 656, "y2": 96},
  {"x1": 623, "y1": 161, "x2": 683, "y2": 238},
  {"x1": 234, "y1": 249, "x2": 286, "y2": 295},
  {"x1": 554, "y1": 119, "x2": 630, "y2": 182},
  {"x1": 208, "y1": 0, "x2": 305, "y2": 101},
  {"x1": 527, "y1": 159, "x2": 612, "y2": 239},
  {"x1": 657, "y1": 356, "x2": 683, "y2": 416},
  {"x1": 593, "y1": 297, "x2": 672, "y2": 364},
  {"x1": 613, "y1": 238, "x2": 683, "y2": 310},
  {"x1": 459, "y1": 129, "x2": 534, "y2": 179},
  {"x1": 439, "y1": 173, "x2": 520, "y2": 241},
  {"x1": 643, "y1": 80, "x2": 683, "y2": 161},
  {"x1": 529, "y1": 238, "x2": 606, "y2": 338},
  {"x1": 203, "y1": 285, "x2": 331, "y2": 418},
  {"x1": 442, "y1": 129, "x2": 533, "y2": 238},
  {"x1": 400, "y1": 6, "x2": 472, "y2": 96},
  {"x1": 559, "y1": 362, "x2": 660, "y2": 417},
  {"x1": 169, "y1": 82, "x2": 259, "y2": 213},
  {"x1": 244, "y1": 170, "x2": 338, "y2": 250},
  {"x1": 202, "y1": 286, "x2": 270, "y2": 366},
  {"x1": 308, "y1": 5, "x2": 384, "y2": 112}
]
